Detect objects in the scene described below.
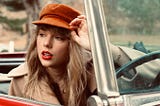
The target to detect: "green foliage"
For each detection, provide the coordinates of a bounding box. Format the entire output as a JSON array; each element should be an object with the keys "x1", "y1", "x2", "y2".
[
  {"x1": 0, "y1": 0, "x2": 25, "y2": 11},
  {"x1": 0, "y1": 16, "x2": 26, "y2": 33},
  {"x1": 0, "y1": 0, "x2": 26, "y2": 33},
  {"x1": 106, "y1": 0, "x2": 160, "y2": 35}
]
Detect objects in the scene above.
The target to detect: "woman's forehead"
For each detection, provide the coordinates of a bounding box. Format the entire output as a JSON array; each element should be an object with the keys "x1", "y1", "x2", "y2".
[
  {"x1": 38, "y1": 25, "x2": 70, "y2": 33},
  {"x1": 37, "y1": 25, "x2": 71, "y2": 37}
]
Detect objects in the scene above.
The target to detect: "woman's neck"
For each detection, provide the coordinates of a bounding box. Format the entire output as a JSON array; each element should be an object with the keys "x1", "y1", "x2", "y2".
[
  {"x1": 47, "y1": 66, "x2": 69, "y2": 105},
  {"x1": 47, "y1": 67, "x2": 67, "y2": 83}
]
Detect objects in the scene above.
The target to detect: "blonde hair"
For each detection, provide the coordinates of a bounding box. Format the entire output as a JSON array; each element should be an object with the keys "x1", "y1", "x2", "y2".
[{"x1": 24, "y1": 24, "x2": 91, "y2": 106}]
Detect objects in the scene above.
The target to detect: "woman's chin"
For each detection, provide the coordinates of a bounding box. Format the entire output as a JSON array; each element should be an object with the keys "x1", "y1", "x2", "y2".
[{"x1": 41, "y1": 61, "x2": 53, "y2": 68}]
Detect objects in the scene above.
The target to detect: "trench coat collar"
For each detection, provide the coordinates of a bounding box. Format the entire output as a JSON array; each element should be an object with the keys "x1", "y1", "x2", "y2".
[{"x1": 8, "y1": 63, "x2": 28, "y2": 78}]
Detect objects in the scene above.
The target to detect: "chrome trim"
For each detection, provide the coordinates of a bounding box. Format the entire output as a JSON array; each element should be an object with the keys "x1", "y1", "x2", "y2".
[
  {"x1": 84, "y1": 0, "x2": 119, "y2": 97},
  {"x1": 123, "y1": 92, "x2": 160, "y2": 106},
  {"x1": 87, "y1": 95, "x2": 104, "y2": 106}
]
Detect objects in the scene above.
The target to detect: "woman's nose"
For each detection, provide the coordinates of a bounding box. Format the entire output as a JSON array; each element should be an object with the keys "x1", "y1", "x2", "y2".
[{"x1": 43, "y1": 36, "x2": 53, "y2": 48}]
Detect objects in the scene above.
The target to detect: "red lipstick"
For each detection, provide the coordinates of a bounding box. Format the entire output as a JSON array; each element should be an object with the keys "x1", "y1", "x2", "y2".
[{"x1": 41, "y1": 51, "x2": 53, "y2": 60}]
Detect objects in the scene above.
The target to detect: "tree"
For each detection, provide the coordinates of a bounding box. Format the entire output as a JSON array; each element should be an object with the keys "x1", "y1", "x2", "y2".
[
  {"x1": 117, "y1": 0, "x2": 160, "y2": 34},
  {"x1": 22, "y1": 0, "x2": 41, "y2": 49}
]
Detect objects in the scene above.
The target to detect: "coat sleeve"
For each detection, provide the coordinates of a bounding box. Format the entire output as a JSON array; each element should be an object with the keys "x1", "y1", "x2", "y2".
[
  {"x1": 8, "y1": 76, "x2": 26, "y2": 97},
  {"x1": 119, "y1": 46, "x2": 160, "y2": 81},
  {"x1": 8, "y1": 78, "x2": 21, "y2": 96}
]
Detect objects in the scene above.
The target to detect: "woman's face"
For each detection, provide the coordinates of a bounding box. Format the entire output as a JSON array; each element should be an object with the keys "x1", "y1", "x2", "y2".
[{"x1": 36, "y1": 26, "x2": 70, "y2": 68}]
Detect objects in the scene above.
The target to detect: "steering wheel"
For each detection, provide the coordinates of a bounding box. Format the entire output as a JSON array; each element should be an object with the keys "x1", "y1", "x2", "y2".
[{"x1": 116, "y1": 51, "x2": 160, "y2": 79}]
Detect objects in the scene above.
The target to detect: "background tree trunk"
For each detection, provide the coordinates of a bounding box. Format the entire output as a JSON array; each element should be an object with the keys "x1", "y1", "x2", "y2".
[{"x1": 22, "y1": 0, "x2": 41, "y2": 49}]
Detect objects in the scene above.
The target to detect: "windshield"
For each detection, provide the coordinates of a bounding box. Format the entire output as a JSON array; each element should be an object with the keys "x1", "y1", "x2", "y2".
[
  {"x1": 102, "y1": 0, "x2": 160, "y2": 94},
  {"x1": 104, "y1": 0, "x2": 160, "y2": 51}
]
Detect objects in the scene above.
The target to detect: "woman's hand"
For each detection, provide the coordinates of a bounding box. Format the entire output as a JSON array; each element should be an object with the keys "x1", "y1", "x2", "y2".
[{"x1": 69, "y1": 15, "x2": 91, "y2": 51}]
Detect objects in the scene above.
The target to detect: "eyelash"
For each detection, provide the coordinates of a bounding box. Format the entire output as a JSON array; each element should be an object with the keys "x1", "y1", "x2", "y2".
[
  {"x1": 39, "y1": 33, "x2": 46, "y2": 37},
  {"x1": 38, "y1": 33, "x2": 65, "y2": 41},
  {"x1": 55, "y1": 36, "x2": 65, "y2": 41}
]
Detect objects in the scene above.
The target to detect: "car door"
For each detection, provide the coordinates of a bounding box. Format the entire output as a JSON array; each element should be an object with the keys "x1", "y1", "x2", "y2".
[{"x1": 0, "y1": 93, "x2": 60, "y2": 106}]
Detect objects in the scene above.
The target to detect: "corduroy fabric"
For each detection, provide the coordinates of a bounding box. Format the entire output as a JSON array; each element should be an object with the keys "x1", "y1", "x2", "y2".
[{"x1": 32, "y1": 4, "x2": 81, "y2": 30}]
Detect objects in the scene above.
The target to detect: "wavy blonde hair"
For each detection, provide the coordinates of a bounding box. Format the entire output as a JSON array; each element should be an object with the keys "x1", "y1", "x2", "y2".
[{"x1": 24, "y1": 24, "x2": 91, "y2": 106}]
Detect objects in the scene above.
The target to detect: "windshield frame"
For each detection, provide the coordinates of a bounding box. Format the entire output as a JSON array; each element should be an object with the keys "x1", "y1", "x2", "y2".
[{"x1": 84, "y1": 0, "x2": 119, "y2": 97}]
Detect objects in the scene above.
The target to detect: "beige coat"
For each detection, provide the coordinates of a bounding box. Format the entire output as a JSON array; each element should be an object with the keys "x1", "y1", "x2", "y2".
[
  {"x1": 8, "y1": 63, "x2": 60, "y2": 105},
  {"x1": 8, "y1": 63, "x2": 96, "y2": 106}
]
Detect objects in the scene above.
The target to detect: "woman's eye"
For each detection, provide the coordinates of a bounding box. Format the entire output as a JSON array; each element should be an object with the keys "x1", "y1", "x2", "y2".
[
  {"x1": 39, "y1": 33, "x2": 46, "y2": 37},
  {"x1": 55, "y1": 36, "x2": 65, "y2": 41}
]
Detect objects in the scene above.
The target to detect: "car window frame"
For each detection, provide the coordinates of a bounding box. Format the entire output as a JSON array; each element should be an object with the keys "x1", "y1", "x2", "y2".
[{"x1": 84, "y1": 0, "x2": 119, "y2": 97}]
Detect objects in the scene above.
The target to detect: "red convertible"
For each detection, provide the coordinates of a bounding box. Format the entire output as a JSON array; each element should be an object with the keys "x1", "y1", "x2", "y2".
[{"x1": 1, "y1": 0, "x2": 160, "y2": 105}]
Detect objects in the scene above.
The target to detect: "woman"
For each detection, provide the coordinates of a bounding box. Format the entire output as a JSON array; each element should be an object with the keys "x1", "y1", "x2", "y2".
[{"x1": 8, "y1": 4, "x2": 96, "y2": 106}]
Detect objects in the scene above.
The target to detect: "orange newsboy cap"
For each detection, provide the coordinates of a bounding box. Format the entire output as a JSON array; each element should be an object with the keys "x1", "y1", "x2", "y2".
[{"x1": 32, "y1": 4, "x2": 81, "y2": 30}]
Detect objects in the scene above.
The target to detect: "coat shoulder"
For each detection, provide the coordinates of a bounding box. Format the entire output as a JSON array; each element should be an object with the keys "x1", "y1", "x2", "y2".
[{"x1": 8, "y1": 63, "x2": 28, "y2": 78}]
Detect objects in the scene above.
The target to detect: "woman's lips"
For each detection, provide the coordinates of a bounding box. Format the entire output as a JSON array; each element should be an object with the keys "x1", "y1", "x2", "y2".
[{"x1": 41, "y1": 51, "x2": 53, "y2": 60}]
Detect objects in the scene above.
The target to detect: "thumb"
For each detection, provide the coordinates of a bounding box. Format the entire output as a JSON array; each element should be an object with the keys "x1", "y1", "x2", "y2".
[{"x1": 71, "y1": 31, "x2": 80, "y2": 43}]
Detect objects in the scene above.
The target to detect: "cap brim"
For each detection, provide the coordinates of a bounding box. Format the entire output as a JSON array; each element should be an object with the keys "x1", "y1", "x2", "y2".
[{"x1": 32, "y1": 17, "x2": 71, "y2": 30}]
